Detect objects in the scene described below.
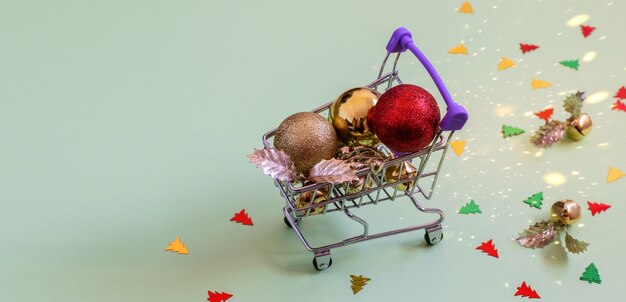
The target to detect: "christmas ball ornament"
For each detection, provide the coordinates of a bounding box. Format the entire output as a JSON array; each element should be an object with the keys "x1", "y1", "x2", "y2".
[
  {"x1": 566, "y1": 113, "x2": 593, "y2": 141},
  {"x1": 330, "y1": 87, "x2": 381, "y2": 147},
  {"x1": 367, "y1": 84, "x2": 441, "y2": 153},
  {"x1": 550, "y1": 200, "x2": 582, "y2": 225},
  {"x1": 274, "y1": 112, "x2": 338, "y2": 174}
]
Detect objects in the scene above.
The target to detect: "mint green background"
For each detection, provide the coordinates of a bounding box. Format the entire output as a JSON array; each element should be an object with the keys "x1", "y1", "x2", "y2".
[{"x1": 1, "y1": 1, "x2": 625, "y2": 301}]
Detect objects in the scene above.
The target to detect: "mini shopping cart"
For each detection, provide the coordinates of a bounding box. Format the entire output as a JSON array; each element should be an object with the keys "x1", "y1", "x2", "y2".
[{"x1": 260, "y1": 28, "x2": 468, "y2": 271}]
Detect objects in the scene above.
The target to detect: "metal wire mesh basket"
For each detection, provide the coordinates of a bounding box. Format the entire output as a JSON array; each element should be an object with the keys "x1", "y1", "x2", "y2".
[{"x1": 259, "y1": 28, "x2": 468, "y2": 271}]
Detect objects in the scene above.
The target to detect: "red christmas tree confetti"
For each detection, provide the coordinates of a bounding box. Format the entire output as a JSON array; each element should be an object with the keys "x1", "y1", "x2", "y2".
[
  {"x1": 520, "y1": 43, "x2": 540, "y2": 54},
  {"x1": 612, "y1": 100, "x2": 626, "y2": 112},
  {"x1": 587, "y1": 201, "x2": 611, "y2": 216},
  {"x1": 515, "y1": 282, "x2": 541, "y2": 299},
  {"x1": 534, "y1": 108, "x2": 553, "y2": 123},
  {"x1": 476, "y1": 239, "x2": 499, "y2": 258},
  {"x1": 230, "y1": 209, "x2": 253, "y2": 226},
  {"x1": 580, "y1": 25, "x2": 596, "y2": 38},
  {"x1": 614, "y1": 86, "x2": 626, "y2": 100},
  {"x1": 208, "y1": 291, "x2": 233, "y2": 302}
]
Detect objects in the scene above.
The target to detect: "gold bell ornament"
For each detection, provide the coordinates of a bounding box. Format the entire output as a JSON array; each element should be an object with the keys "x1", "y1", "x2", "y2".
[
  {"x1": 296, "y1": 188, "x2": 330, "y2": 215},
  {"x1": 384, "y1": 161, "x2": 417, "y2": 192},
  {"x1": 517, "y1": 200, "x2": 589, "y2": 254},
  {"x1": 530, "y1": 91, "x2": 592, "y2": 147}
]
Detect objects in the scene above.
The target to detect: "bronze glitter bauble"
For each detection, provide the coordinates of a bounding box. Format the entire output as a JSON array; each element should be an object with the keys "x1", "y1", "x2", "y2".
[
  {"x1": 566, "y1": 113, "x2": 592, "y2": 141},
  {"x1": 274, "y1": 112, "x2": 338, "y2": 175},
  {"x1": 330, "y1": 87, "x2": 380, "y2": 147},
  {"x1": 550, "y1": 200, "x2": 582, "y2": 225}
]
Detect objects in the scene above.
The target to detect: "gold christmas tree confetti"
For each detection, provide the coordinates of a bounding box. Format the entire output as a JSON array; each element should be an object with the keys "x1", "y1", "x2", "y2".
[
  {"x1": 532, "y1": 78, "x2": 552, "y2": 90},
  {"x1": 350, "y1": 275, "x2": 371, "y2": 295},
  {"x1": 448, "y1": 43, "x2": 468, "y2": 55},
  {"x1": 450, "y1": 140, "x2": 466, "y2": 156},
  {"x1": 497, "y1": 57, "x2": 515, "y2": 70},
  {"x1": 458, "y1": 1, "x2": 474, "y2": 14},
  {"x1": 607, "y1": 166, "x2": 626, "y2": 183},
  {"x1": 165, "y1": 237, "x2": 190, "y2": 255}
]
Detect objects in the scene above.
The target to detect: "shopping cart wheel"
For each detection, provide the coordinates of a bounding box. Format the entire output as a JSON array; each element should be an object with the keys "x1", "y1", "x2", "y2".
[
  {"x1": 424, "y1": 228, "x2": 444, "y2": 245},
  {"x1": 283, "y1": 216, "x2": 301, "y2": 228},
  {"x1": 313, "y1": 253, "x2": 332, "y2": 271}
]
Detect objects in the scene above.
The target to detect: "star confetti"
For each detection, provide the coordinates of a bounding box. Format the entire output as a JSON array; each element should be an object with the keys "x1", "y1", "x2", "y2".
[
  {"x1": 459, "y1": 199, "x2": 481, "y2": 214},
  {"x1": 534, "y1": 108, "x2": 554, "y2": 123},
  {"x1": 498, "y1": 57, "x2": 516, "y2": 70},
  {"x1": 588, "y1": 202, "x2": 611, "y2": 216},
  {"x1": 164, "y1": 237, "x2": 190, "y2": 255},
  {"x1": 580, "y1": 25, "x2": 596, "y2": 38},
  {"x1": 450, "y1": 140, "x2": 466, "y2": 156},
  {"x1": 502, "y1": 125, "x2": 525, "y2": 138},
  {"x1": 230, "y1": 209, "x2": 254, "y2": 226},
  {"x1": 458, "y1": 1, "x2": 474, "y2": 14},
  {"x1": 559, "y1": 59, "x2": 580, "y2": 70},
  {"x1": 523, "y1": 192, "x2": 543, "y2": 209},
  {"x1": 448, "y1": 43, "x2": 468, "y2": 55},
  {"x1": 614, "y1": 86, "x2": 626, "y2": 100},
  {"x1": 520, "y1": 43, "x2": 539, "y2": 54},
  {"x1": 515, "y1": 282, "x2": 541, "y2": 299},
  {"x1": 531, "y1": 78, "x2": 552, "y2": 90},
  {"x1": 607, "y1": 166, "x2": 626, "y2": 183},
  {"x1": 580, "y1": 263, "x2": 601, "y2": 284},
  {"x1": 350, "y1": 275, "x2": 371, "y2": 295},
  {"x1": 476, "y1": 239, "x2": 499, "y2": 258},
  {"x1": 612, "y1": 100, "x2": 626, "y2": 112},
  {"x1": 208, "y1": 291, "x2": 233, "y2": 302}
]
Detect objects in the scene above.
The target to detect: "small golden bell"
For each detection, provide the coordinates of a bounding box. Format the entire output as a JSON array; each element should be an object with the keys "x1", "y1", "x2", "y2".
[
  {"x1": 347, "y1": 176, "x2": 375, "y2": 195},
  {"x1": 550, "y1": 200, "x2": 582, "y2": 225},
  {"x1": 565, "y1": 113, "x2": 592, "y2": 141},
  {"x1": 296, "y1": 188, "x2": 329, "y2": 215},
  {"x1": 384, "y1": 161, "x2": 417, "y2": 192}
]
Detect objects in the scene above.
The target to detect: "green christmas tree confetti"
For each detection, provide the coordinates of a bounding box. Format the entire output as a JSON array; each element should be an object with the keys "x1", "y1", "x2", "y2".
[
  {"x1": 502, "y1": 125, "x2": 525, "y2": 138},
  {"x1": 559, "y1": 59, "x2": 580, "y2": 70},
  {"x1": 459, "y1": 199, "x2": 482, "y2": 214},
  {"x1": 523, "y1": 192, "x2": 543, "y2": 209},
  {"x1": 580, "y1": 262, "x2": 601, "y2": 284}
]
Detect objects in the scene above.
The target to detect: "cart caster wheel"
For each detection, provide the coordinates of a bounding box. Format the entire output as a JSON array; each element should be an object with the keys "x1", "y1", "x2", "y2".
[
  {"x1": 425, "y1": 229, "x2": 443, "y2": 245},
  {"x1": 284, "y1": 216, "x2": 301, "y2": 228},
  {"x1": 313, "y1": 256, "x2": 332, "y2": 271}
]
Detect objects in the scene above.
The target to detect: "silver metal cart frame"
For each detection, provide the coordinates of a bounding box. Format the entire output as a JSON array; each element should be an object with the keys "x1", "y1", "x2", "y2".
[{"x1": 259, "y1": 28, "x2": 468, "y2": 271}]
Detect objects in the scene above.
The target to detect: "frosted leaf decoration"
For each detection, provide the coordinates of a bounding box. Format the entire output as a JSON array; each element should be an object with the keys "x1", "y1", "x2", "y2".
[
  {"x1": 308, "y1": 159, "x2": 359, "y2": 184},
  {"x1": 517, "y1": 220, "x2": 557, "y2": 249},
  {"x1": 565, "y1": 232, "x2": 589, "y2": 254},
  {"x1": 248, "y1": 148, "x2": 298, "y2": 181},
  {"x1": 530, "y1": 120, "x2": 565, "y2": 147}
]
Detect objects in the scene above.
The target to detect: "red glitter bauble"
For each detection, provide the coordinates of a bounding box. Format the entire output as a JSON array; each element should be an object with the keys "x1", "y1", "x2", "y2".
[{"x1": 367, "y1": 84, "x2": 441, "y2": 153}]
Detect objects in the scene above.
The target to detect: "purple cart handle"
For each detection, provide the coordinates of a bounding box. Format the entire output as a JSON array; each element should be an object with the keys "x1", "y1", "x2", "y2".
[{"x1": 386, "y1": 27, "x2": 469, "y2": 131}]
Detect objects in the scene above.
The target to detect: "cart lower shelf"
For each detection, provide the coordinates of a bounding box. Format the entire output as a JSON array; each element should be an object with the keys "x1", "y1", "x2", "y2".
[{"x1": 283, "y1": 193, "x2": 445, "y2": 271}]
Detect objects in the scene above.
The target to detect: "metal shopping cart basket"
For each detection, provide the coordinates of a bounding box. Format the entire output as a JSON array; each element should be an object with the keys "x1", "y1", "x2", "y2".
[{"x1": 259, "y1": 28, "x2": 468, "y2": 271}]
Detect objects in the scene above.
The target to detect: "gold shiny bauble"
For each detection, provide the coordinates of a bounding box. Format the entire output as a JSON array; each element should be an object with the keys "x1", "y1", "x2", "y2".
[
  {"x1": 384, "y1": 161, "x2": 417, "y2": 192},
  {"x1": 566, "y1": 113, "x2": 592, "y2": 141},
  {"x1": 330, "y1": 87, "x2": 381, "y2": 147},
  {"x1": 274, "y1": 112, "x2": 338, "y2": 175},
  {"x1": 296, "y1": 188, "x2": 329, "y2": 215},
  {"x1": 550, "y1": 200, "x2": 582, "y2": 225}
]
